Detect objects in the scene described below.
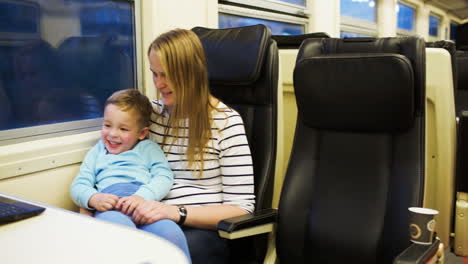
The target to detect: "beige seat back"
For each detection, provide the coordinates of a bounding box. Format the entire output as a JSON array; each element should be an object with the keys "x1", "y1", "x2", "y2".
[{"x1": 425, "y1": 47, "x2": 457, "y2": 249}]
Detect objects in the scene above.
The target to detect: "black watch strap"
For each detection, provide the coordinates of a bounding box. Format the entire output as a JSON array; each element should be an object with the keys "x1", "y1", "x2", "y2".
[{"x1": 177, "y1": 205, "x2": 187, "y2": 225}]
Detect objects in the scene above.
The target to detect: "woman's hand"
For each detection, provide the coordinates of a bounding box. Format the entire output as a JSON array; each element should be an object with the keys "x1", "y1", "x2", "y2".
[
  {"x1": 132, "y1": 200, "x2": 179, "y2": 225},
  {"x1": 115, "y1": 195, "x2": 145, "y2": 215},
  {"x1": 88, "y1": 193, "x2": 119, "y2": 212}
]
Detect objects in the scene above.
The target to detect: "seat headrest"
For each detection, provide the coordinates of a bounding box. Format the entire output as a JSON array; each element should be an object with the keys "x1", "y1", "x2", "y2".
[
  {"x1": 192, "y1": 25, "x2": 271, "y2": 85},
  {"x1": 426, "y1": 40, "x2": 456, "y2": 53},
  {"x1": 294, "y1": 54, "x2": 415, "y2": 132},
  {"x1": 272, "y1": 32, "x2": 330, "y2": 49}
]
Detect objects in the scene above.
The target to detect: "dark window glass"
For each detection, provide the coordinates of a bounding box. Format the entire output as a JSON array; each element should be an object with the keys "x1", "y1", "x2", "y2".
[
  {"x1": 450, "y1": 22, "x2": 458, "y2": 41},
  {"x1": 0, "y1": 0, "x2": 135, "y2": 131},
  {"x1": 397, "y1": 2, "x2": 415, "y2": 31},
  {"x1": 429, "y1": 15, "x2": 440, "y2": 37},
  {"x1": 340, "y1": 0, "x2": 376, "y2": 22},
  {"x1": 219, "y1": 13, "x2": 305, "y2": 35},
  {"x1": 0, "y1": 1, "x2": 39, "y2": 34}
]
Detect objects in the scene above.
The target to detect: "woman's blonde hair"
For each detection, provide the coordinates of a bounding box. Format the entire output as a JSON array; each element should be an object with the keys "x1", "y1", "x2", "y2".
[{"x1": 148, "y1": 28, "x2": 215, "y2": 174}]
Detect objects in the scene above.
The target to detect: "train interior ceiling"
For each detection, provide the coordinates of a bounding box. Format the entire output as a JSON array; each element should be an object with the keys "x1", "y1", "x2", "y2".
[{"x1": 2, "y1": 0, "x2": 468, "y2": 263}]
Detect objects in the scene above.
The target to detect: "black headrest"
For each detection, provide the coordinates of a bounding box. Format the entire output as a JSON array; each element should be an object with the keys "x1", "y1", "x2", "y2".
[
  {"x1": 192, "y1": 25, "x2": 271, "y2": 85},
  {"x1": 294, "y1": 54, "x2": 415, "y2": 132},
  {"x1": 426, "y1": 40, "x2": 456, "y2": 53},
  {"x1": 272, "y1": 32, "x2": 330, "y2": 49},
  {"x1": 297, "y1": 37, "x2": 425, "y2": 114}
]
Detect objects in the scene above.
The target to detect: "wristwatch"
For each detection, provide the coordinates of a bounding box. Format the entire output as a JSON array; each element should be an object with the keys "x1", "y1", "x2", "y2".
[{"x1": 177, "y1": 205, "x2": 187, "y2": 225}]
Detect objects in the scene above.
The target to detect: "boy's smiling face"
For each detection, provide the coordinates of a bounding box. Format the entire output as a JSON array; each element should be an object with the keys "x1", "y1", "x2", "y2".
[{"x1": 101, "y1": 104, "x2": 148, "y2": 154}]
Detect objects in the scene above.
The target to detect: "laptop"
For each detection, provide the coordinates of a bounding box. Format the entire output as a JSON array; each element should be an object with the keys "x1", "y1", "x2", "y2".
[{"x1": 0, "y1": 195, "x2": 46, "y2": 224}]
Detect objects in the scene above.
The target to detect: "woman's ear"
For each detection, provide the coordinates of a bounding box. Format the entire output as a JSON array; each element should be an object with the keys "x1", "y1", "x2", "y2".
[{"x1": 139, "y1": 127, "x2": 149, "y2": 140}]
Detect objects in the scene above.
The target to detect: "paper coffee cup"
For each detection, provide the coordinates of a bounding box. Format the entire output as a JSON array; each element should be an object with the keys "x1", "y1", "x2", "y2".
[{"x1": 408, "y1": 207, "x2": 439, "y2": 245}]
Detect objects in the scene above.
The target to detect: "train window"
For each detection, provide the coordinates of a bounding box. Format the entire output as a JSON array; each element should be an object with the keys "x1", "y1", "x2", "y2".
[
  {"x1": 218, "y1": 2, "x2": 307, "y2": 35},
  {"x1": 0, "y1": 0, "x2": 139, "y2": 145},
  {"x1": 397, "y1": 2, "x2": 415, "y2": 32},
  {"x1": 219, "y1": 13, "x2": 305, "y2": 35},
  {"x1": 340, "y1": 0, "x2": 376, "y2": 23},
  {"x1": 450, "y1": 22, "x2": 458, "y2": 41},
  {"x1": 429, "y1": 14, "x2": 440, "y2": 38},
  {"x1": 340, "y1": 0, "x2": 378, "y2": 37},
  {"x1": 0, "y1": 0, "x2": 40, "y2": 40},
  {"x1": 219, "y1": 0, "x2": 307, "y2": 16}
]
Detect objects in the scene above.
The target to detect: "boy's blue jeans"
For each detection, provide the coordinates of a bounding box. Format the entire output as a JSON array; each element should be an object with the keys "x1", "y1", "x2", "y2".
[{"x1": 93, "y1": 182, "x2": 191, "y2": 263}]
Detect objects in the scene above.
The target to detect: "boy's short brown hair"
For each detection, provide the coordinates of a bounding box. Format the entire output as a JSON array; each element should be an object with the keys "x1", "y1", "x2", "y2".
[{"x1": 105, "y1": 89, "x2": 152, "y2": 128}]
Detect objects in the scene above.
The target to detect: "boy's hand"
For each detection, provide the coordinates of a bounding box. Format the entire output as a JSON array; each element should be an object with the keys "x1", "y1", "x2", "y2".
[
  {"x1": 116, "y1": 195, "x2": 144, "y2": 216},
  {"x1": 88, "y1": 193, "x2": 119, "y2": 212}
]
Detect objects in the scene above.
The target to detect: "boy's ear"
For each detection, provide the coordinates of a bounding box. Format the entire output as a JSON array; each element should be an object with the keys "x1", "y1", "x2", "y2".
[{"x1": 139, "y1": 127, "x2": 149, "y2": 140}]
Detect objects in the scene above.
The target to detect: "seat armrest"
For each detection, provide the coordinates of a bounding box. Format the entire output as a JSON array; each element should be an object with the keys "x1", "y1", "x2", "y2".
[
  {"x1": 217, "y1": 208, "x2": 277, "y2": 239},
  {"x1": 393, "y1": 238, "x2": 441, "y2": 264}
]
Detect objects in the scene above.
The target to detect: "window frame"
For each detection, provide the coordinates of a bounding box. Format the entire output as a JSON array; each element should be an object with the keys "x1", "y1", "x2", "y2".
[
  {"x1": 218, "y1": 3, "x2": 308, "y2": 34},
  {"x1": 340, "y1": 0, "x2": 378, "y2": 37},
  {"x1": 396, "y1": 1, "x2": 417, "y2": 37},
  {"x1": 0, "y1": 0, "x2": 143, "y2": 146}
]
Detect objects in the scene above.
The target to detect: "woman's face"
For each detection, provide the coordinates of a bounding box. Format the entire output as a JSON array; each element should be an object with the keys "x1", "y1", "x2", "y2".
[{"x1": 149, "y1": 50, "x2": 175, "y2": 108}]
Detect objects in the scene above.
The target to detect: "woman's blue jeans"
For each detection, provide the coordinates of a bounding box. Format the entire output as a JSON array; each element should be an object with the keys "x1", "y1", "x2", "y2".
[{"x1": 93, "y1": 183, "x2": 191, "y2": 263}]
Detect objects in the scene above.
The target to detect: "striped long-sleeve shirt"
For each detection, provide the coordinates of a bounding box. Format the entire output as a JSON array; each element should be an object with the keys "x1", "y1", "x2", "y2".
[{"x1": 149, "y1": 100, "x2": 255, "y2": 213}]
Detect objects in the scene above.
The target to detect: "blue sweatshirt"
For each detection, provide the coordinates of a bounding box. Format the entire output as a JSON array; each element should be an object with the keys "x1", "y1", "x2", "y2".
[{"x1": 70, "y1": 139, "x2": 173, "y2": 209}]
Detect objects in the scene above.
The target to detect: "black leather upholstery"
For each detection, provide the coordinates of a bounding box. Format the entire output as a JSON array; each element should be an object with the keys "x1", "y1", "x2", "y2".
[
  {"x1": 192, "y1": 24, "x2": 278, "y2": 263},
  {"x1": 295, "y1": 54, "x2": 414, "y2": 132},
  {"x1": 456, "y1": 50, "x2": 468, "y2": 113},
  {"x1": 455, "y1": 52, "x2": 468, "y2": 192},
  {"x1": 272, "y1": 32, "x2": 330, "y2": 49},
  {"x1": 277, "y1": 37, "x2": 426, "y2": 264},
  {"x1": 456, "y1": 111, "x2": 468, "y2": 192}
]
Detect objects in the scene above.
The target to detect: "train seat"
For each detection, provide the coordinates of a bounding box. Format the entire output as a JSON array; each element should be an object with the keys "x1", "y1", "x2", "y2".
[
  {"x1": 192, "y1": 24, "x2": 279, "y2": 263},
  {"x1": 454, "y1": 49, "x2": 468, "y2": 256},
  {"x1": 272, "y1": 33, "x2": 331, "y2": 208},
  {"x1": 217, "y1": 36, "x2": 444, "y2": 263}
]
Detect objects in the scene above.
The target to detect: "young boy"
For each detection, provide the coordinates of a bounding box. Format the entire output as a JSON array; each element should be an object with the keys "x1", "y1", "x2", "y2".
[
  {"x1": 70, "y1": 89, "x2": 190, "y2": 262},
  {"x1": 70, "y1": 88, "x2": 173, "y2": 218}
]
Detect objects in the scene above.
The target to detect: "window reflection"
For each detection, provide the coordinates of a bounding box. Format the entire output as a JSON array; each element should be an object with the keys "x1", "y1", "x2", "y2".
[
  {"x1": 0, "y1": 0, "x2": 135, "y2": 131},
  {"x1": 219, "y1": 13, "x2": 305, "y2": 35}
]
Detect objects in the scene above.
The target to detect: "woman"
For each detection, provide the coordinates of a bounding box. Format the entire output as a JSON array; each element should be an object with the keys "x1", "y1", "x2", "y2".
[{"x1": 132, "y1": 28, "x2": 255, "y2": 263}]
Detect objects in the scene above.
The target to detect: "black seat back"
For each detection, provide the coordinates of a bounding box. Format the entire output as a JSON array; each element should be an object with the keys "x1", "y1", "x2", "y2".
[
  {"x1": 192, "y1": 24, "x2": 278, "y2": 263},
  {"x1": 456, "y1": 50, "x2": 468, "y2": 113},
  {"x1": 277, "y1": 37, "x2": 426, "y2": 264}
]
